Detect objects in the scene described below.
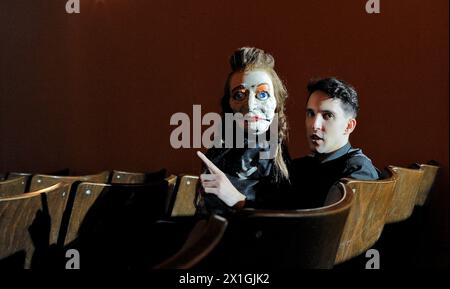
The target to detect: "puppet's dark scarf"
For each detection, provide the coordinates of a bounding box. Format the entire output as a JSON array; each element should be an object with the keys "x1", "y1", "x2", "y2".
[{"x1": 198, "y1": 138, "x2": 275, "y2": 216}]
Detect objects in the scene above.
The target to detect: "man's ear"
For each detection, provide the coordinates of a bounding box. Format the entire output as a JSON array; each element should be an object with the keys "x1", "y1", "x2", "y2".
[{"x1": 345, "y1": 118, "x2": 357, "y2": 135}]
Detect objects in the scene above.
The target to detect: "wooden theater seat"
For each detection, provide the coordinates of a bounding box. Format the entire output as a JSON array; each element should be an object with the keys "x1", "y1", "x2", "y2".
[
  {"x1": 0, "y1": 177, "x2": 28, "y2": 197},
  {"x1": 170, "y1": 175, "x2": 199, "y2": 217},
  {"x1": 154, "y1": 214, "x2": 228, "y2": 269},
  {"x1": 60, "y1": 180, "x2": 174, "y2": 269},
  {"x1": 0, "y1": 183, "x2": 71, "y2": 269},
  {"x1": 210, "y1": 182, "x2": 353, "y2": 269},
  {"x1": 411, "y1": 163, "x2": 440, "y2": 206},
  {"x1": 164, "y1": 174, "x2": 178, "y2": 216},
  {"x1": 62, "y1": 174, "x2": 177, "y2": 246},
  {"x1": 385, "y1": 165, "x2": 424, "y2": 223},
  {"x1": 62, "y1": 180, "x2": 171, "y2": 246},
  {"x1": 334, "y1": 169, "x2": 398, "y2": 264},
  {"x1": 6, "y1": 172, "x2": 33, "y2": 181},
  {"x1": 110, "y1": 168, "x2": 167, "y2": 184}
]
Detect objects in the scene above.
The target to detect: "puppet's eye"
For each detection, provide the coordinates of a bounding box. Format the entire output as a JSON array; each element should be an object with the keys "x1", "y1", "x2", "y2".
[
  {"x1": 232, "y1": 91, "x2": 246, "y2": 101},
  {"x1": 256, "y1": 91, "x2": 270, "y2": 100}
]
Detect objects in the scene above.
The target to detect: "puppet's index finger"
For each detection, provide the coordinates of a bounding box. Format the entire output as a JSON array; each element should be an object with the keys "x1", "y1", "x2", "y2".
[{"x1": 197, "y1": 151, "x2": 221, "y2": 174}]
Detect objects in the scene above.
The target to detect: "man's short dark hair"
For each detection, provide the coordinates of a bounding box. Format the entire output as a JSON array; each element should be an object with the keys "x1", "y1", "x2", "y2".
[{"x1": 307, "y1": 77, "x2": 359, "y2": 118}]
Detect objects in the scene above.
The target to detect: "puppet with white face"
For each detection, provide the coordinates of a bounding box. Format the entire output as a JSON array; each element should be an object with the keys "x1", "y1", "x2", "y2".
[{"x1": 196, "y1": 47, "x2": 290, "y2": 216}]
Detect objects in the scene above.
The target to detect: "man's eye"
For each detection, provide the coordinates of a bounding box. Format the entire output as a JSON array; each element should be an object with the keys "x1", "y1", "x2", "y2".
[
  {"x1": 232, "y1": 91, "x2": 246, "y2": 101},
  {"x1": 306, "y1": 111, "x2": 314, "y2": 117},
  {"x1": 256, "y1": 91, "x2": 270, "y2": 100},
  {"x1": 323, "y1": 113, "x2": 333, "y2": 120}
]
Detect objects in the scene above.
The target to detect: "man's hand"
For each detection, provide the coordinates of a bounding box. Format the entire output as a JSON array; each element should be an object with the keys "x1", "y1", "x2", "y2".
[{"x1": 197, "y1": 151, "x2": 246, "y2": 207}]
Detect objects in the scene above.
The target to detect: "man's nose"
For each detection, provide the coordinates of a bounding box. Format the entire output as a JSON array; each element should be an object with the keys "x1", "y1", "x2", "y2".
[{"x1": 312, "y1": 115, "x2": 323, "y2": 131}]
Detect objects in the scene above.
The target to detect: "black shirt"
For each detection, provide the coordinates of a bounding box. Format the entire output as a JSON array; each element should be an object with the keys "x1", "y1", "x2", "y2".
[{"x1": 289, "y1": 142, "x2": 379, "y2": 209}]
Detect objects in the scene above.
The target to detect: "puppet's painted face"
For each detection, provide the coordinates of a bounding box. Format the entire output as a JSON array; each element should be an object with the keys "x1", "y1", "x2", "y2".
[{"x1": 229, "y1": 70, "x2": 277, "y2": 134}]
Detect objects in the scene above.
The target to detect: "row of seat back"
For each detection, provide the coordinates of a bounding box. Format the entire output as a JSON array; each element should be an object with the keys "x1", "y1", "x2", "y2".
[
  {"x1": 1, "y1": 169, "x2": 176, "y2": 268},
  {"x1": 0, "y1": 183, "x2": 71, "y2": 269},
  {"x1": 335, "y1": 162, "x2": 439, "y2": 264},
  {"x1": 159, "y1": 162, "x2": 439, "y2": 268},
  {"x1": 0, "y1": 162, "x2": 439, "y2": 268},
  {"x1": 66, "y1": 162, "x2": 441, "y2": 268},
  {"x1": 0, "y1": 169, "x2": 169, "y2": 196},
  {"x1": 140, "y1": 164, "x2": 435, "y2": 269}
]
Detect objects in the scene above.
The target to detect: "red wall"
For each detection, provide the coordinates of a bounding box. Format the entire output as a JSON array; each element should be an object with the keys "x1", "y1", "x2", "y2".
[{"x1": 1, "y1": 0, "x2": 448, "y2": 267}]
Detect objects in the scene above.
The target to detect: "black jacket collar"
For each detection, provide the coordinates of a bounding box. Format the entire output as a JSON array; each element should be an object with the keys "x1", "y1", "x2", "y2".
[{"x1": 312, "y1": 142, "x2": 352, "y2": 164}]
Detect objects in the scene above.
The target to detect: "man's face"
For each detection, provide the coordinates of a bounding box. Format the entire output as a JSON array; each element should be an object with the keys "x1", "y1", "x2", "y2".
[
  {"x1": 229, "y1": 70, "x2": 277, "y2": 134},
  {"x1": 305, "y1": 91, "x2": 355, "y2": 154}
]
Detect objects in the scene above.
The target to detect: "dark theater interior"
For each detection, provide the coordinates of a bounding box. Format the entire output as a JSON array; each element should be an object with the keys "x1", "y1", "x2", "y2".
[{"x1": 0, "y1": 0, "x2": 448, "y2": 275}]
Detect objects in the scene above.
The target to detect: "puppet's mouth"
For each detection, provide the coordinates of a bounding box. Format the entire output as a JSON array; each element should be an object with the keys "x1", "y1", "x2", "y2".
[{"x1": 246, "y1": 114, "x2": 269, "y2": 122}]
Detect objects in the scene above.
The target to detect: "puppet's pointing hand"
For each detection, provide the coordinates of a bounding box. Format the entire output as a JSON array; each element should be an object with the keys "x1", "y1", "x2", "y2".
[{"x1": 197, "y1": 151, "x2": 246, "y2": 207}]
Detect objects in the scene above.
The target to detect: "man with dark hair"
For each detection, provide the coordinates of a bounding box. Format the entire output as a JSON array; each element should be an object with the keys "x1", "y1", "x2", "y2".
[{"x1": 291, "y1": 77, "x2": 379, "y2": 209}]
